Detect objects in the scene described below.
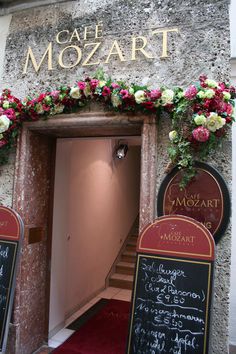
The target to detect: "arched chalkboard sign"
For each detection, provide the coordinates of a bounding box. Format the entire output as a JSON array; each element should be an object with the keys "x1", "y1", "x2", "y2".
[
  {"x1": 127, "y1": 215, "x2": 215, "y2": 354},
  {"x1": 0, "y1": 206, "x2": 24, "y2": 354}
]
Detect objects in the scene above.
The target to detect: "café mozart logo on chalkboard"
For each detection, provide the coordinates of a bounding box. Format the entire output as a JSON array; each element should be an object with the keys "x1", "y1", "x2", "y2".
[
  {"x1": 157, "y1": 162, "x2": 230, "y2": 243},
  {"x1": 22, "y1": 21, "x2": 179, "y2": 74}
]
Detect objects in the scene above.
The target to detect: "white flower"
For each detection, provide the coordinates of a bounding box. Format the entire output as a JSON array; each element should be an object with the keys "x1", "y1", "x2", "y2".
[
  {"x1": 98, "y1": 80, "x2": 106, "y2": 88},
  {"x1": 197, "y1": 89, "x2": 215, "y2": 99},
  {"x1": 2, "y1": 100, "x2": 10, "y2": 109},
  {"x1": 129, "y1": 87, "x2": 134, "y2": 95},
  {"x1": 53, "y1": 104, "x2": 65, "y2": 114},
  {"x1": 197, "y1": 90, "x2": 205, "y2": 99},
  {"x1": 0, "y1": 115, "x2": 10, "y2": 133},
  {"x1": 204, "y1": 89, "x2": 215, "y2": 99},
  {"x1": 194, "y1": 114, "x2": 207, "y2": 126},
  {"x1": 169, "y1": 130, "x2": 178, "y2": 141},
  {"x1": 134, "y1": 90, "x2": 146, "y2": 104},
  {"x1": 35, "y1": 103, "x2": 44, "y2": 114},
  {"x1": 223, "y1": 91, "x2": 231, "y2": 101},
  {"x1": 206, "y1": 112, "x2": 226, "y2": 132},
  {"x1": 205, "y1": 79, "x2": 218, "y2": 88},
  {"x1": 111, "y1": 94, "x2": 122, "y2": 107},
  {"x1": 70, "y1": 86, "x2": 81, "y2": 99},
  {"x1": 161, "y1": 89, "x2": 174, "y2": 105},
  {"x1": 84, "y1": 83, "x2": 91, "y2": 97}
]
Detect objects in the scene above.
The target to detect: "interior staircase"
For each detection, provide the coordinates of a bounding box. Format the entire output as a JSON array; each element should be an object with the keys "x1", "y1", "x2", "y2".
[{"x1": 108, "y1": 218, "x2": 139, "y2": 290}]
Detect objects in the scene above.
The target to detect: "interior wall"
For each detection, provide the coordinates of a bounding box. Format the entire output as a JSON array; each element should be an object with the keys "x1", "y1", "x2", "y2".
[{"x1": 49, "y1": 138, "x2": 140, "y2": 334}]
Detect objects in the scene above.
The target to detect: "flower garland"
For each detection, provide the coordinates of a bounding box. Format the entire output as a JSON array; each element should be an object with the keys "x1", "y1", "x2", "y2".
[{"x1": 0, "y1": 71, "x2": 235, "y2": 186}]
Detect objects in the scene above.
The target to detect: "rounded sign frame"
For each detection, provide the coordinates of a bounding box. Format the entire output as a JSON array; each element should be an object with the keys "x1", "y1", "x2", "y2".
[{"x1": 157, "y1": 162, "x2": 230, "y2": 243}]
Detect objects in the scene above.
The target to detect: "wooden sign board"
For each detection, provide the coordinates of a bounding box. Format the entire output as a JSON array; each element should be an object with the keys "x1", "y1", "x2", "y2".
[
  {"x1": 127, "y1": 215, "x2": 215, "y2": 354},
  {"x1": 157, "y1": 162, "x2": 230, "y2": 243},
  {"x1": 0, "y1": 206, "x2": 23, "y2": 354}
]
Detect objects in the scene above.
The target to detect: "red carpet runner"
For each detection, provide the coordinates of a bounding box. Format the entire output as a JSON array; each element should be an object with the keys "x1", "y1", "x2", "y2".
[{"x1": 52, "y1": 299, "x2": 131, "y2": 354}]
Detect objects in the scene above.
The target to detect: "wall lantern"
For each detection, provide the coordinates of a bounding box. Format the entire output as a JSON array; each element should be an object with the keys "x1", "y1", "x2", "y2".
[{"x1": 115, "y1": 143, "x2": 128, "y2": 159}]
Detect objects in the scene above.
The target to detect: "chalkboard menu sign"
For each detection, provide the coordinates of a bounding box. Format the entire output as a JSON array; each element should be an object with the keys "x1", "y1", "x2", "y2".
[
  {"x1": 0, "y1": 206, "x2": 23, "y2": 354},
  {"x1": 157, "y1": 162, "x2": 230, "y2": 243},
  {"x1": 127, "y1": 215, "x2": 215, "y2": 354}
]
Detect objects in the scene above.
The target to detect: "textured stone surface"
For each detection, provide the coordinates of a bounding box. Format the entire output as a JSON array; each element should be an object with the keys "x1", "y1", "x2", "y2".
[{"x1": 0, "y1": 1, "x2": 232, "y2": 353}]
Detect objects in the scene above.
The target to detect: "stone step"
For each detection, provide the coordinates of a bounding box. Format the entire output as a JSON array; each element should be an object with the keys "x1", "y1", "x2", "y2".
[
  {"x1": 126, "y1": 243, "x2": 136, "y2": 252},
  {"x1": 116, "y1": 261, "x2": 135, "y2": 275},
  {"x1": 109, "y1": 273, "x2": 134, "y2": 290},
  {"x1": 127, "y1": 239, "x2": 137, "y2": 246},
  {"x1": 121, "y1": 251, "x2": 137, "y2": 263}
]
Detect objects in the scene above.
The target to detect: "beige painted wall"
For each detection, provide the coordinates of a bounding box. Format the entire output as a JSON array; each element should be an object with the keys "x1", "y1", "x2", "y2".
[{"x1": 49, "y1": 138, "x2": 140, "y2": 334}]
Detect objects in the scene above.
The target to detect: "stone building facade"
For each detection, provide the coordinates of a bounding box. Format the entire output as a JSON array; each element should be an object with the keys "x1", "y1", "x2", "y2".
[{"x1": 0, "y1": 0, "x2": 232, "y2": 353}]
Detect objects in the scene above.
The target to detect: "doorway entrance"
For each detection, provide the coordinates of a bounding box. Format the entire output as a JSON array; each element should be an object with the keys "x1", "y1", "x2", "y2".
[
  {"x1": 48, "y1": 136, "x2": 141, "y2": 342},
  {"x1": 11, "y1": 111, "x2": 157, "y2": 354}
]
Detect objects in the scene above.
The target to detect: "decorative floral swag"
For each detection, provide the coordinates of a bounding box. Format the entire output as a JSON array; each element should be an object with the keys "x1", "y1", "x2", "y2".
[{"x1": 0, "y1": 70, "x2": 235, "y2": 186}]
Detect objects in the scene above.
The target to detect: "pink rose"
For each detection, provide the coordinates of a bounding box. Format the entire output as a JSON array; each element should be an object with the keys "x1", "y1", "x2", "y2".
[
  {"x1": 192, "y1": 126, "x2": 210, "y2": 142},
  {"x1": 4, "y1": 108, "x2": 16, "y2": 121},
  {"x1": 111, "y1": 83, "x2": 120, "y2": 89},
  {"x1": 90, "y1": 79, "x2": 99, "y2": 90},
  {"x1": 149, "y1": 89, "x2": 162, "y2": 100},
  {"x1": 120, "y1": 89, "x2": 129, "y2": 98},
  {"x1": 184, "y1": 85, "x2": 197, "y2": 100},
  {"x1": 78, "y1": 81, "x2": 86, "y2": 90},
  {"x1": 102, "y1": 86, "x2": 111, "y2": 97}
]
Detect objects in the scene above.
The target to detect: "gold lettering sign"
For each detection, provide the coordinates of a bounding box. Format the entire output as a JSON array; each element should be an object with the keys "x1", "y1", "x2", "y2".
[{"x1": 22, "y1": 22, "x2": 180, "y2": 74}]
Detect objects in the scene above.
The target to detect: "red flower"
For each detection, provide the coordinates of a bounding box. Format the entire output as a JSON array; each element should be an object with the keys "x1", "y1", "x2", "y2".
[
  {"x1": 215, "y1": 128, "x2": 226, "y2": 137},
  {"x1": 102, "y1": 86, "x2": 111, "y2": 97},
  {"x1": 38, "y1": 93, "x2": 47, "y2": 102},
  {"x1": 142, "y1": 101, "x2": 155, "y2": 110},
  {"x1": 199, "y1": 75, "x2": 208, "y2": 87},
  {"x1": 225, "y1": 117, "x2": 232, "y2": 124},
  {"x1": 0, "y1": 138, "x2": 8, "y2": 148}
]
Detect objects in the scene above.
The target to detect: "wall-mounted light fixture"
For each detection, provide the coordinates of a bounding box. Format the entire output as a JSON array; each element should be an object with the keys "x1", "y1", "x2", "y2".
[{"x1": 115, "y1": 143, "x2": 128, "y2": 159}]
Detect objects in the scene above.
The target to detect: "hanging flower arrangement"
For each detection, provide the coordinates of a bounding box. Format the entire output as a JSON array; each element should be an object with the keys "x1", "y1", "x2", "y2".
[{"x1": 0, "y1": 71, "x2": 235, "y2": 186}]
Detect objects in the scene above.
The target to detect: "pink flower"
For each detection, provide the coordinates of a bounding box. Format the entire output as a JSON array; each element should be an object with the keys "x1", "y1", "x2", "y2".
[
  {"x1": 50, "y1": 90, "x2": 60, "y2": 99},
  {"x1": 149, "y1": 89, "x2": 162, "y2": 100},
  {"x1": 192, "y1": 126, "x2": 210, "y2": 142},
  {"x1": 120, "y1": 89, "x2": 129, "y2": 98},
  {"x1": 102, "y1": 86, "x2": 111, "y2": 97},
  {"x1": 90, "y1": 79, "x2": 99, "y2": 90},
  {"x1": 184, "y1": 85, "x2": 197, "y2": 100},
  {"x1": 111, "y1": 83, "x2": 120, "y2": 89},
  {"x1": 78, "y1": 81, "x2": 86, "y2": 90},
  {"x1": 42, "y1": 104, "x2": 51, "y2": 112},
  {"x1": 4, "y1": 108, "x2": 16, "y2": 121}
]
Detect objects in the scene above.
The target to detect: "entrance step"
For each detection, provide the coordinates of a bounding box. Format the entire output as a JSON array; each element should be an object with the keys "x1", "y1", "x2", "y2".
[
  {"x1": 121, "y1": 251, "x2": 137, "y2": 263},
  {"x1": 109, "y1": 274, "x2": 134, "y2": 290},
  {"x1": 116, "y1": 261, "x2": 135, "y2": 275}
]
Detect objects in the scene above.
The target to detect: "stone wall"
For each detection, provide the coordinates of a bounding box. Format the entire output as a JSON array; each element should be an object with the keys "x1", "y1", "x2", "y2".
[{"x1": 0, "y1": 0, "x2": 231, "y2": 353}]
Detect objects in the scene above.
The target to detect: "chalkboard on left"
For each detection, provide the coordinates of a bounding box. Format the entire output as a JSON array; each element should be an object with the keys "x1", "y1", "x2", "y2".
[
  {"x1": 0, "y1": 206, "x2": 23, "y2": 354},
  {"x1": 0, "y1": 241, "x2": 18, "y2": 349}
]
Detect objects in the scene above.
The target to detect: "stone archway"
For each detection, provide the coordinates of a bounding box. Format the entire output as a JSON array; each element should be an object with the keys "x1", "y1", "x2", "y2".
[{"x1": 8, "y1": 111, "x2": 157, "y2": 354}]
